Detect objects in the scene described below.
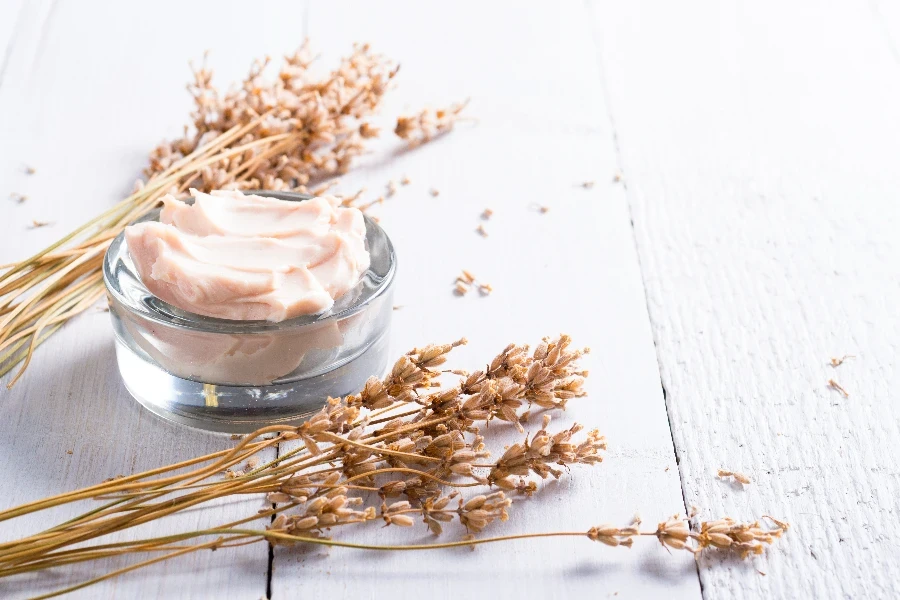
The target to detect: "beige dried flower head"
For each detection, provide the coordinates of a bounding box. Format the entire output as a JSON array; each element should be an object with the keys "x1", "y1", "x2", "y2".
[
  {"x1": 419, "y1": 493, "x2": 458, "y2": 535},
  {"x1": 269, "y1": 491, "x2": 375, "y2": 543},
  {"x1": 381, "y1": 500, "x2": 415, "y2": 527},
  {"x1": 457, "y1": 491, "x2": 511, "y2": 533},
  {"x1": 693, "y1": 517, "x2": 789, "y2": 558},
  {"x1": 521, "y1": 335, "x2": 589, "y2": 409},
  {"x1": 408, "y1": 338, "x2": 468, "y2": 369},
  {"x1": 489, "y1": 415, "x2": 605, "y2": 487},
  {"x1": 349, "y1": 339, "x2": 464, "y2": 412},
  {"x1": 587, "y1": 523, "x2": 635, "y2": 547},
  {"x1": 649, "y1": 514, "x2": 789, "y2": 558},
  {"x1": 654, "y1": 515, "x2": 692, "y2": 552},
  {"x1": 394, "y1": 99, "x2": 469, "y2": 147}
]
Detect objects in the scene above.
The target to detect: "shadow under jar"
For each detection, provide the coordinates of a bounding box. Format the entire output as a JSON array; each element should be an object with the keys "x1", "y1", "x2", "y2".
[{"x1": 103, "y1": 191, "x2": 396, "y2": 433}]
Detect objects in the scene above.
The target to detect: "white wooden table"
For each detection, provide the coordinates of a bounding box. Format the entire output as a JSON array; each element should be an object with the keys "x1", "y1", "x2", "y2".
[{"x1": 2, "y1": 1, "x2": 899, "y2": 598}]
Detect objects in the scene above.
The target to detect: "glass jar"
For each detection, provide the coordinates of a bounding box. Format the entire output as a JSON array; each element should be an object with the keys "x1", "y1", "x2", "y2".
[{"x1": 103, "y1": 191, "x2": 396, "y2": 433}]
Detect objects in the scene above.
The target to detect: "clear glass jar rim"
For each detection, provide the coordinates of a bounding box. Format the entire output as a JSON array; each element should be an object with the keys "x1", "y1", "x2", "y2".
[{"x1": 102, "y1": 190, "x2": 396, "y2": 335}]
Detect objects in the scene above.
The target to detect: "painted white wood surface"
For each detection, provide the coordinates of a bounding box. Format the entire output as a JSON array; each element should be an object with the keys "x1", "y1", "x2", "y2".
[
  {"x1": 592, "y1": 0, "x2": 900, "y2": 598},
  {"x1": 0, "y1": 1, "x2": 298, "y2": 598},
  {"x1": 0, "y1": 1, "x2": 697, "y2": 599},
  {"x1": 10, "y1": 0, "x2": 899, "y2": 598},
  {"x1": 272, "y1": 2, "x2": 698, "y2": 598},
  {"x1": 0, "y1": 0, "x2": 26, "y2": 86}
]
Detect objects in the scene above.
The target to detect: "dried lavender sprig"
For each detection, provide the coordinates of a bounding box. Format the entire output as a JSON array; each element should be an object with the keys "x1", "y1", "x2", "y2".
[
  {"x1": 395, "y1": 99, "x2": 470, "y2": 147},
  {"x1": 9, "y1": 515, "x2": 788, "y2": 599}
]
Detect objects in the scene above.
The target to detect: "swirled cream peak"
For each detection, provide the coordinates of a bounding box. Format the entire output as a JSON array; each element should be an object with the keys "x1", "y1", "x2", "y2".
[{"x1": 124, "y1": 190, "x2": 370, "y2": 321}]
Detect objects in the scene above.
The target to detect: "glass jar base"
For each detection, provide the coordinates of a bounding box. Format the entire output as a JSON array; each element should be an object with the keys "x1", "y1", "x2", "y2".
[{"x1": 115, "y1": 333, "x2": 389, "y2": 434}]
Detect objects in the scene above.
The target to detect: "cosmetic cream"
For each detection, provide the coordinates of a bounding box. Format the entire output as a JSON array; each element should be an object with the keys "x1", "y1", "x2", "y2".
[
  {"x1": 103, "y1": 191, "x2": 395, "y2": 433},
  {"x1": 125, "y1": 190, "x2": 370, "y2": 321}
]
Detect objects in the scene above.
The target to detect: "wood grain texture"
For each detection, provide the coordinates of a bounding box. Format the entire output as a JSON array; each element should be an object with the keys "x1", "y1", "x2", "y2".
[
  {"x1": 0, "y1": 0, "x2": 26, "y2": 88},
  {"x1": 270, "y1": 2, "x2": 700, "y2": 599},
  {"x1": 591, "y1": 0, "x2": 900, "y2": 597}
]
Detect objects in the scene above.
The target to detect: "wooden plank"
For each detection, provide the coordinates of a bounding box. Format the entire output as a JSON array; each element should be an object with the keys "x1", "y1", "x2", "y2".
[
  {"x1": 870, "y1": 0, "x2": 900, "y2": 66},
  {"x1": 270, "y1": 2, "x2": 701, "y2": 598},
  {"x1": 0, "y1": 0, "x2": 26, "y2": 89},
  {"x1": 0, "y1": 0, "x2": 316, "y2": 597},
  {"x1": 590, "y1": 0, "x2": 900, "y2": 597}
]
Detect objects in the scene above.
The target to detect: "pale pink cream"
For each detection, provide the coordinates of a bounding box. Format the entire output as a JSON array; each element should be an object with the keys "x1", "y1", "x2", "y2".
[{"x1": 124, "y1": 189, "x2": 370, "y2": 321}]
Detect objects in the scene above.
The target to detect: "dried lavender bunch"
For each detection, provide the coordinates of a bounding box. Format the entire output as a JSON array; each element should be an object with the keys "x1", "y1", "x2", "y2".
[
  {"x1": 147, "y1": 42, "x2": 399, "y2": 193},
  {"x1": 0, "y1": 336, "x2": 787, "y2": 598},
  {"x1": 257, "y1": 335, "x2": 600, "y2": 519},
  {"x1": 0, "y1": 336, "x2": 593, "y2": 575}
]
